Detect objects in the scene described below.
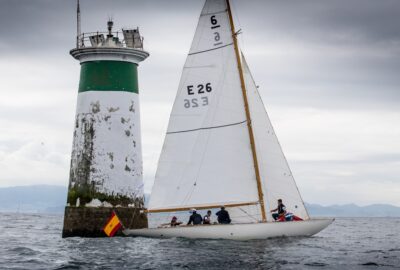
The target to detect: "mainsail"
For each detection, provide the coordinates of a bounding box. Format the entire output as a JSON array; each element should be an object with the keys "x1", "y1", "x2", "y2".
[
  {"x1": 149, "y1": 0, "x2": 309, "y2": 222},
  {"x1": 149, "y1": 0, "x2": 260, "y2": 211}
]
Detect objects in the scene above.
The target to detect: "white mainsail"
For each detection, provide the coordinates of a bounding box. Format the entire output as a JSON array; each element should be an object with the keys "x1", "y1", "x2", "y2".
[
  {"x1": 149, "y1": 0, "x2": 260, "y2": 211},
  {"x1": 242, "y1": 54, "x2": 310, "y2": 220},
  {"x1": 149, "y1": 0, "x2": 309, "y2": 222}
]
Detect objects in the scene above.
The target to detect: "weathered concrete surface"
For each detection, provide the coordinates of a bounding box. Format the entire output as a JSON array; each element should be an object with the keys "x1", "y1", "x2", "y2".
[
  {"x1": 62, "y1": 206, "x2": 148, "y2": 238},
  {"x1": 69, "y1": 92, "x2": 144, "y2": 202}
]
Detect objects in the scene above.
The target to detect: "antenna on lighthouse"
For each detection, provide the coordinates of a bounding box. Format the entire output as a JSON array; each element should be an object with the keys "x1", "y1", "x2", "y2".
[
  {"x1": 76, "y1": 0, "x2": 81, "y2": 48},
  {"x1": 107, "y1": 19, "x2": 114, "y2": 38}
]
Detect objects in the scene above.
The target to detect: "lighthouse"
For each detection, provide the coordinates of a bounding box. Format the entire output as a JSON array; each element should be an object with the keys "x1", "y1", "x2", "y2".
[{"x1": 62, "y1": 2, "x2": 149, "y2": 237}]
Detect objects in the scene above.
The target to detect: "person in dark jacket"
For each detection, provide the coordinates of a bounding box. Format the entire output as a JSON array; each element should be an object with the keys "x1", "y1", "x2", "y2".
[
  {"x1": 216, "y1": 206, "x2": 231, "y2": 224},
  {"x1": 270, "y1": 199, "x2": 287, "y2": 221},
  {"x1": 187, "y1": 209, "x2": 203, "y2": 225}
]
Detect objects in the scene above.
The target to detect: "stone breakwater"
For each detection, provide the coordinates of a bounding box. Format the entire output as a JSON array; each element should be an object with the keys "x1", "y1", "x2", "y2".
[{"x1": 62, "y1": 206, "x2": 147, "y2": 238}]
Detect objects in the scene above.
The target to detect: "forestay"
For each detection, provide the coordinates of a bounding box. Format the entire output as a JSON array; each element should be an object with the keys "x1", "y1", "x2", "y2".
[
  {"x1": 149, "y1": 0, "x2": 260, "y2": 211},
  {"x1": 242, "y1": 54, "x2": 310, "y2": 220}
]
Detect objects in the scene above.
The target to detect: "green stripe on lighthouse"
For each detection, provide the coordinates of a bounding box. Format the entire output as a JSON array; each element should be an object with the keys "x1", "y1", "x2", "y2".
[{"x1": 79, "y1": 61, "x2": 139, "y2": 93}]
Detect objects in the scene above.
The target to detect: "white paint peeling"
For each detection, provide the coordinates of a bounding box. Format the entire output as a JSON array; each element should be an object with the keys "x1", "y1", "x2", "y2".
[{"x1": 69, "y1": 91, "x2": 144, "y2": 200}]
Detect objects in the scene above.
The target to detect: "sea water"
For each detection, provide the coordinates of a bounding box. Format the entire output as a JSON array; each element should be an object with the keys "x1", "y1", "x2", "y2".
[{"x1": 0, "y1": 213, "x2": 399, "y2": 269}]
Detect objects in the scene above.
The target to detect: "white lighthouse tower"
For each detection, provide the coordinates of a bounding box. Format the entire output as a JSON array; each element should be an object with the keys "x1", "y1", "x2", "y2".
[{"x1": 63, "y1": 1, "x2": 149, "y2": 237}]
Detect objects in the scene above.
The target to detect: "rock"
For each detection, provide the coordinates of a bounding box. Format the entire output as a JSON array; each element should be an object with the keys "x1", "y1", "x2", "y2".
[
  {"x1": 86, "y1": 199, "x2": 102, "y2": 207},
  {"x1": 102, "y1": 201, "x2": 113, "y2": 207}
]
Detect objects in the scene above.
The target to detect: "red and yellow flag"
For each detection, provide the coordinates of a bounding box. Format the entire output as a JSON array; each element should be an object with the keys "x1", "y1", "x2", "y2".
[{"x1": 103, "y1": 211, "x2": 122, "y2": 237}]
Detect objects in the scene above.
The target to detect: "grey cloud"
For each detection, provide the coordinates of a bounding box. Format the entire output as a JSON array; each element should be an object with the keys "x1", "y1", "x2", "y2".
[
  {"x1": 0, "y1": 0, "x2": 399, "y2": 205},
  {"x1": 3, "y1": 0, "x2": 399, "y2": 50},
  {"x1": 231, "y1": 1, "x2": 400, "y2": 110},
  {"x1": 0, "y1": 0, "x2": 200, "y2": 52},
  {"x1": 1, "y1": 0, "x2": 398, "y2": 113},
  {"x1": 294, "y1": 153, "x2": 400, "y2": 166},
  {"x1": 235, "y1": 0, "x2": 400, "y2": 45}
]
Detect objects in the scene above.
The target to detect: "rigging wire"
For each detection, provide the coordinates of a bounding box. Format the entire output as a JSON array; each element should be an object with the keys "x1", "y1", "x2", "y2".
[{"x1": 236, "y1": 207, "x2": 260, "y2": 222}]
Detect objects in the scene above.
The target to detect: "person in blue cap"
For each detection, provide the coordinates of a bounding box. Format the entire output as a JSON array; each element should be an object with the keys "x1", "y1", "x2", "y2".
[{"x1": 187, "y1": 209, "x2": 203, "y2": 225}]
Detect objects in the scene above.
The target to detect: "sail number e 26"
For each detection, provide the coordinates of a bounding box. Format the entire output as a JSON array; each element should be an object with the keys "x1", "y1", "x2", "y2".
[{"x1": 184, "y1": 83, "x2": 212, "y2": 109}]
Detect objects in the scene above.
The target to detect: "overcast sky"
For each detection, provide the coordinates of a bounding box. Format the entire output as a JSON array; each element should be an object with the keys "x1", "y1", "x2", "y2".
[{"x1": 0, "y1": 0, "x2": 399, "y2": 206}]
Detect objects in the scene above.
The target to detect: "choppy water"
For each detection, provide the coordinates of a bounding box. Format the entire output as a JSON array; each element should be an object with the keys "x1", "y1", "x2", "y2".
[{"x1": 0, "y1": 214, "x2": 399, "y2": 269}]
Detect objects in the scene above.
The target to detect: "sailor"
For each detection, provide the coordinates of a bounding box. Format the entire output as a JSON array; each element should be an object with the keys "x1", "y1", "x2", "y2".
[
  {"x1": 187, "y1": 209, "x2": 203, "y2": 225},
  {"x1": 203, "y1": 210, "x2": 212, "y2": 224},
  {"x1": 170, "y1": 216, "x2": 182, "y2": 227},
  {"x1": 270, "y1": 199, "x2": 287, "y2": 221},
  {"x1": 216, "y1": 206, "x2": 231, "y2": 224}
]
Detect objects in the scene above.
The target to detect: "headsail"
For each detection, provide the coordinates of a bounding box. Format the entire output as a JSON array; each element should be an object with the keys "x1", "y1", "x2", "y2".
[
  {"x1": 148, "y1": 0, "x2": 260, "y2": 211},
  {"x1": 242, "y1": 54, "x2": 310, "y2": 220}
]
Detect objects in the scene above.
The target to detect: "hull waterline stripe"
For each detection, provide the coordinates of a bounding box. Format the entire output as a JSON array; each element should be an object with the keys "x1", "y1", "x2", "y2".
[
  {"x1": 167, "y1": 120, "x2": 246, "y2": 135},
  {"x1": 188, "y1": 43, "x2": 233, "y2": 56}
]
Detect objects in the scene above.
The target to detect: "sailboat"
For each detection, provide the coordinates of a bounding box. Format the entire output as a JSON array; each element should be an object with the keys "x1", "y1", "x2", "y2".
[{"x1": 124, "y1": 0, "x2": 333, "y2": 240}]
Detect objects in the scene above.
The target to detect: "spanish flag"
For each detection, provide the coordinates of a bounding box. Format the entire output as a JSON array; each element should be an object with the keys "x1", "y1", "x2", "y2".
[{"x1": 103, "y1": 211, "x2": 122, "y2": 237}]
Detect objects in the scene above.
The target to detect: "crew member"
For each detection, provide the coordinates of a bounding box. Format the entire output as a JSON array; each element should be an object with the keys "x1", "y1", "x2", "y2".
[
  {"x1": 187, "y1": 209, "x2": 203, "y2": 225},
  {"x1": 203, "y1": 210, "x2": 212, "y2": 224},
  {"x1": 170, "y1": 216, "x2": 182, "y2": 227},
  {"x1": 216, "y1": 206, "x2": 231, "y2": 224},
  {"x1": 270, "y1": 199, "x2": 287, "y2": 221}
]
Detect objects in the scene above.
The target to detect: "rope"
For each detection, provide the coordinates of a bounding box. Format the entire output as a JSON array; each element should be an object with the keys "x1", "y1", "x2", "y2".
[{"x1": 237, "y1": 207, "x2": 260, "y2": 222}]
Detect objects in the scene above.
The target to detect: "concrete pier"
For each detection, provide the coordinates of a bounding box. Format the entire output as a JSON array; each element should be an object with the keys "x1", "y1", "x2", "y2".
[{"x1": 62, "y1": 206, "x2": 148, "y2": 237}]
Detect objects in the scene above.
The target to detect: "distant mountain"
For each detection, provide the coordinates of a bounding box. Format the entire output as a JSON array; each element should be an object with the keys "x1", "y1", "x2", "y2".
[
  {"x1": 0, "y1": 185, "x2": 67, "y2": 213},
  {"x1": 306, "y1": 203, "x2": 400, "y2": 217},
  {"x1": 0, "y1": 185, "x2": 399, "y2": 217}
]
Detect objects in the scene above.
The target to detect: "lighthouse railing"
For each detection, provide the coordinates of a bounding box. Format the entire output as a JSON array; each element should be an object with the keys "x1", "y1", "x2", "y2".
[{"x1": 76, "y1": 31, "x2": 144, "y2": 50}]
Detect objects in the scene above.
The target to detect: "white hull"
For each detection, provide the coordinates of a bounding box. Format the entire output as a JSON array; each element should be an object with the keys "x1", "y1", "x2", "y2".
[{"x1": 123, "y1": 218, "x2": 334, "y2": 241}]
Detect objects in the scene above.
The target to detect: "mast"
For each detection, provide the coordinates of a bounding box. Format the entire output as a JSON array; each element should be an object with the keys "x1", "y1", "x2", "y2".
[
  {"x1": 226, "y1": 0, "x2": 267, "y2": 222},
  {"x1": 76, "y1": 0, "x2": 81, "y2": 48}
]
